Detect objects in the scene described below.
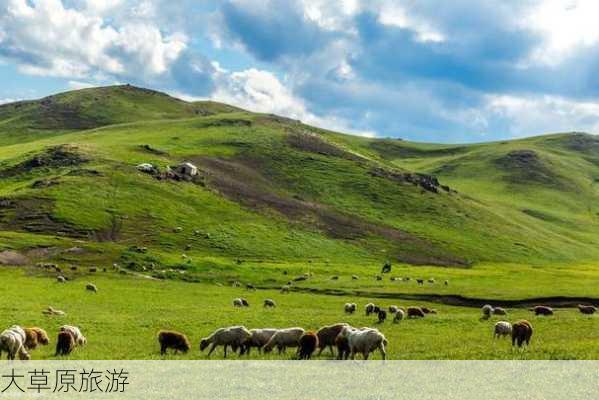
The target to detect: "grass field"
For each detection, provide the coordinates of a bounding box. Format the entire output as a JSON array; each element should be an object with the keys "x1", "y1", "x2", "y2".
[{"x1": 2, "y1": 268, "x2": 598, "y2": 360}]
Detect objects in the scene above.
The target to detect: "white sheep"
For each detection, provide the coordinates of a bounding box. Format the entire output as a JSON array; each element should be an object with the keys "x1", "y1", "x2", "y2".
[
  {"x1": 233, "y1": 298, "x2": 243, "y2": 307},
  {"x1": 263, "y1": 299, "x2": 276, "y2": 308},
  {"x1": 344, "y1": 303, "x2": 357, "y2": 314},
  {"x1": 200, "y1": 326, "x2": 251, "y2": 357},
  {"x1": 339, "y1": 326, "x2": 388, "y2": 360},
  {"x1": 280, "y1": 285, "x2": 290, "y2": 294},
  {"x1": 481, "y1": 304, "x2": 494, "y2": 319},
  {"x1": 86, "y1": 283, "x2": 97, "y2": 293},
  {"x1": 365, "y1": 303, "x2": 376, "y2": 316},
  {"x1": 57, "y1": 276, "x2": 66, "y2": 283},
  {"x1": 393, "y1": 309, "x2": 405, "y2": 323},
  {"x1": 263, "y1": 327, "x2": 305, "y2": 354},
  {"x1": 388, "y1": 305, "x2": 399, "y2": 314},
  {"x1": 0, "y1": 326, "x2": 30, "y2": 360},
  {"x1": 244, "y1": 328, "x2": 278, "y2": 355},
  {"x1": 42, "y1": 306, "x2": 65, "y2": 316},
  {"x1": 60, "y1": 325, "x2": 86, "y2": 346},
  {"x1": 493, "y1": 321, "x2": 512, "y2": 338}
]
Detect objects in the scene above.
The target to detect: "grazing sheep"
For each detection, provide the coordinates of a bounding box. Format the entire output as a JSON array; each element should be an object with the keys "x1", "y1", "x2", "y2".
[
  {"x1": 335, "y1": 335, "x2": 351, "y2": 360},
  {"x1": 481, "y1": 304, "x2": 494, "y2": 319},
  {"x1": 377, "y1": 310, "x2": 387, "y2": 323},
  {"x1": 57, "y1": 275, "x2": 66, "y2": 283},
  {"x1": 393, "y1": 309, "x2": 405, "y2": 323},
  {"x1": 381, "y1": 263, "x2": 392, "y2": 274},
  {"x1": 407, "y1": 307, "x2": 425, "y2": 318},
  {"x1": 43, "y1": 306, "x2": 65, "y2": 316},
  {"x1": 388, "y1": 305, "x2": 399, "y2": 314},
  {"x1": 263, "y1": 327, "x2": 305, "y2": 354},
  {"x1": 297, "y1": 332, "x2": 319, "y2": 360},
  {"x1": 241, "y1": 298, "x2": 250, "y2": 307},
  {"x1": 55, "y1": 331, "x2": 75, "y2": 356},
  {"x1": 246, "y1": 284, "x2": 256, "y2": 291},
  {"x1": 493, "y1": 321, "x2": 512, "y2": 338},
  {"x1": 233, "y1": 298, "x2": 243, "y2": 307},
  {"x1": 264, "y1": 299, "x2": 276, "y2": 308},
  {"x1": 158, "y1": 330, "x2": 190, "y2": 355},
  {"x1": 59, "y1": 326, "x2": 86, "y2": 346},
  {"x1": 511, "y1": 320, "x2": 533, "y2": 347},
  {"x1": 373, "y1": 306, "x2": 381, "y2": 314},
  {"x1": 339, "y1": 327, "x2": 388, "y2": 360},
  {"x1": 352, "y1": 275, "x2": 359, "y2": 280},
  {"x1": 578, "y1": 304, "x2": 597, "y2": 315},
  {"x1": 243, "y1": 328, "x2": 278, "y2": 355},
  {"x1": 428, "y1": 278, "x2": 435, "y2": 284},
  {"x1": 280, "y1": 285, "x2": 290, "y2": 294},
  {"x1": 416, "y1": 279, "x2": 424, "y2": 285},
  {"x1": 0, "y1": 326, "x2": 29, "y2": 360},
  {"x1": 316, "y1": 323, "x2": 350, "y2": 356},
  {"x1": 86, "y1": 283, "x2": 97, "y2": 293},
  {"x1": 344, "y1": 303, "x2": 357, "y2": 314},
  {"x1": 365, "y1": 303, "x2": 376, "y2": 316},
  {"x1": 24, "y1": 327, "x2": 50, "y2": 350},
  {"x1": 200, "y1": 326, "x2": 251, "y2": 357},
  {"x1": 493, "y1": 307, "x2": 507, "y2": 315},
  {"x1": 421, "y1": 307, "x2": 432, "y2": 314},
  {"x1": 531, "y1": 306, "x2": 553, "y2": 316}
]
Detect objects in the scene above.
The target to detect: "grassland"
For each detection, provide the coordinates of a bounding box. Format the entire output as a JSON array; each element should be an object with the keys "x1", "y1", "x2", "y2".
[{"x1": 1, "y1": 85, "x2": 599, "y2": 359}]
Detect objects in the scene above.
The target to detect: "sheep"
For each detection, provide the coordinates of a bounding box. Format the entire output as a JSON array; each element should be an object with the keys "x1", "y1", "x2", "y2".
[
  {"x1": 241, "y1": 298, "x2": 250, "y2": 307},
  {"x1": 344, "y1": 303, "x2": 357, "y2": 314},
  {"x1": 444, "y1": 280, "x2": 449, "y2": 286},
  {"x1": 531, "y1": 306, "x2": 553, "y2": 316},
  {"x1": 365, "y1": 303, "x2": 376, "y2": 316},
  {"x1": 352, "y1": 275, "x2": 359, "y2": 280},
  {"x1": 24, "y1": 327, "x2": 50, "y2": 350},
  {"x1": 493, "y1": 321, "x2": 512, "y2": 338},
  {"x1": 263, "y1": 327, "x2": 305, "y2": 354},
  {"x1": 264, "y1": 299, "x2": 276, "y2": 308},
  {"x1": 158, "y1": 330, "x2": 190, "y2": 355},
  {"x1": 0, "y1": 326, "x2": 30, "y2": 360},
  {"x1": 246, "y1": 284, "x2": 256, "y2": 291},
  {"x1": 375, "y1": 275, "x2": 383, "y2": 281},
  {"x1": 86, "y1": 283, "x2": 97, "y2": 293},
  {"x1": 493, "y1": 307, "x2": 507, "y2": 315},
  {"x1": 393, "y1": 309, "x2": 405, "y2": 323},
  {"x1": 243, "y1": 328, "x2": 278, "y2": 355},
  {"x1": 407, "y1": 307, "x2": 425, "y2": 318},
  {"x1": 416, "y1": 279, "x2": 424, "y2": 285},
  {"x1": 316, "y1": 323, "x2": 350, "y2": 356},
  {"x1": 381, "y1": 262, "x2": 392, "y2": 273},
  {"x1": 428, "y1": 278, "x2": 435, "y2": 284},
  {"x1": 512, "y1": 320, "x2": 533, "y2": 348},
  {"x1": 55, "y1": 331, "x2": 75, "y2": 356},
  {"x1": 232, "y1": 281, "x2": 242, "y2": 288},
  {"x1": 421, "y1": 307, "x2": 433, "y2": 314},
  {"x1": 388, "y1": 305, "x2": 399, "y2": 314},
  {"x1": 57, "y1": 275, "x2": 66, "y2": 283},
  {"x1": 339, "y1": 327, "x2": 388, "y2": 360},
  {"x1": 335, "y1": 334, "x2": 351, "y2": 360},
  {"x1": 331, "y1": 276, "x2": 339, "y2": 280},
  {"x1": 481, "y1": 304, "x2": 494, "y2": 319},
  {"x1": 200, "y1": 326, "x2": 251, "y2": 357},
  {"x1": 59, "y1": 325, "x2": 86, "y2": 346},
  {"x1": 297, "y1": 332, "x2": 319, "y2": 360},
  {"x1": 377, "y1": 310, "x2": 387, "y2": 323},
  {"x1": 43, "y1": 306, "x2": 65, "y2": 316},
  {"x1": 373, "y1": 306, "x2": 381, "y2": 314},
  {"x1": 233, "y1": 298, "x2": 243, "y2": 307},
  {"x1": 578, "y1": 305, "x2": 597, "y2": 315},
  {"x1": 280, "y1": 285, "x2": 290, "y2": 294}
]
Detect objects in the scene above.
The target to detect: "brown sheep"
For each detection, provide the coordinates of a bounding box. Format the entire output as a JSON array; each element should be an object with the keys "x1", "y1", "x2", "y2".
[
  {"x1": 24, "y1": 327, "x2": 50, "y2": 350},
  {"x1": 55, "y1": 331, "x2": 75, "y2": 356},
  {"x1": 578, "y1": 305, "x2": 597, "y2": 315},
  {"x1": 407, "y1": 307, "x2": 425, "y2": 318},
  {"x1": 297, "y1": 332, "x2": 319, "y2": 360},
  {"x1": 158, "y1": 330, "x2": 191, "y2": 355},
  {"x1": 531, "y1": 306, "x2": 554, "y2": 316},
  {"x1": 335, "y1": 335, "x2": 350, "y2": 360},
  {"x1": 511, "y1": 320, "x2": 533, "y2": 347},
  {"x1": 316, "y1": 323, "x2": 349, "y2": 356}
]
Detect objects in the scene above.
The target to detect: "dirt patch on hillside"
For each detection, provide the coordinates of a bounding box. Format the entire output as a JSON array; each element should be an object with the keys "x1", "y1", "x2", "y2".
[
  {"x1": 495, "y1": 150, "x2": 561, "y2": 186},
  {"x1": 0, "y1": 250, "x2": 28, "y2": 265},
  {"x1": 0, "y1": 145, "x2": 88, "y2": 178},
  {"x1": 198, "y1": 156, "x2": 468, "y2": 266},
  {"x1": 0, "y1": 197, "x2": 90, "y2": 238},
  {"x1": 286, "y1": 131, "x2": 365, "y2": 162}
]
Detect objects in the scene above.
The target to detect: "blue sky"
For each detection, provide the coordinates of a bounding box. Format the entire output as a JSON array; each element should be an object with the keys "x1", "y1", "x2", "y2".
[{"x1": 1, "y1": 0, "x2": 599, "y2": 142}]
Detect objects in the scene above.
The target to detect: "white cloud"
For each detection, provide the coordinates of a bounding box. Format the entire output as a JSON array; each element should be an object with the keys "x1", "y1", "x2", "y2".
[
  {"x1": 486, "y1": 94, "x2": 599, "y2": 137},
  {"x1": 0, "y1": 0, "x2": 187, "y2": 79},
  {"x1": 0, "y1": 98, "x2": 18, "y2": 105}
]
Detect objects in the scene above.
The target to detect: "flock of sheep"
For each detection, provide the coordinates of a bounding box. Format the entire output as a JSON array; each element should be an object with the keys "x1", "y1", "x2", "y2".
[
  {"x1": 159, "y1": 323, "x2": 388, "y2": 360},
  {"x1": 0, "y1": 325, "x2": 86, "y2": 360}
]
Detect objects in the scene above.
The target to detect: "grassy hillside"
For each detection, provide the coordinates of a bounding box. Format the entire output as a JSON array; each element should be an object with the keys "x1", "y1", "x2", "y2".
[{"x1": 1, "y1": 85, "x2": 599, "y2": 297}]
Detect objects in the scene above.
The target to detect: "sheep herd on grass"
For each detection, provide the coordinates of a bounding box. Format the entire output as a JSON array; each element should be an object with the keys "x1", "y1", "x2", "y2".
[{"x1": 0, "y1": 325, "x2": 86, "y2": 360}]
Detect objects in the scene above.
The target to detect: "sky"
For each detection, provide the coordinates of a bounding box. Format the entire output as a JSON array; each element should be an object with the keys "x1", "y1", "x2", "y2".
[{"x1": 1, "y1": 0, "x2": 599, "y2": 143}]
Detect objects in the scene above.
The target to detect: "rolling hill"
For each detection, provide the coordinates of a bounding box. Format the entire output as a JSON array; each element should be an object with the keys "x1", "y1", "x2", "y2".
[{"x1": 1, "y1": 84, "x2": 599, "y2": 284}]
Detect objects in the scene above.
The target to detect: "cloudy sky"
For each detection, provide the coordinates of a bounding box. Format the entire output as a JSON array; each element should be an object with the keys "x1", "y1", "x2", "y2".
[{"x1": 1, "y1": 0, "x2": 599, "y2": 142}]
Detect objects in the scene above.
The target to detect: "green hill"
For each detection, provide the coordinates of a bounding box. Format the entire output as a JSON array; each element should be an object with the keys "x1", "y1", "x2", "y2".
[{"x1": 1, "y1": 85, "x2": 599, "y2": 284}]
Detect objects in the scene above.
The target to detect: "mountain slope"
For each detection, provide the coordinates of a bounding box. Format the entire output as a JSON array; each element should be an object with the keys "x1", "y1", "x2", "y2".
[{"x1": 1, "y1": 86, "x2": 599, "y2": 277}]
